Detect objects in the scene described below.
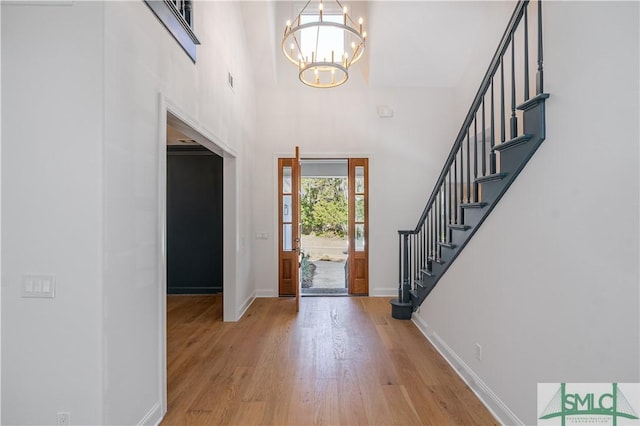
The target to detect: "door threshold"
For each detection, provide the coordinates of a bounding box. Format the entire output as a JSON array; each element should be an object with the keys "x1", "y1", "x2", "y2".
[{"x1": 302, "y1": 288, "x2": 347, "y2": 296}]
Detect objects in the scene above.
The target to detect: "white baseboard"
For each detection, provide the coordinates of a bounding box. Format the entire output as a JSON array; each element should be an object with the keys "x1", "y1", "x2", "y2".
[
  {"x1": 255, "y1": 289, "x2": 276, "y2": 297},
  {"x1": 411, "y1": 314, "x2": 523, "y2": 426},
  {"x1": 138, "y1": 401, "x2": 162, "y2": 426},
  {"x1": 238, "y1": 291, "x2": 256, "y2": 319},
  {"x1": 370, "y1": 287, "x2": 398, "y2": 297}
]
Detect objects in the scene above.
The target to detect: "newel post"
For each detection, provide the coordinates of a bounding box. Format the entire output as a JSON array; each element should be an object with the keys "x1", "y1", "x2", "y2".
[{"x1": 391, "y1": 231, "x2": 414, "y2": 320}]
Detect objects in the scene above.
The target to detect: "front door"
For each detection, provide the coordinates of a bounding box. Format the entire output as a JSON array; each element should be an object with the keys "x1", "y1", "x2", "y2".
[{"x1": 279, "y1": 156, "x2": 369, "y2": 297}]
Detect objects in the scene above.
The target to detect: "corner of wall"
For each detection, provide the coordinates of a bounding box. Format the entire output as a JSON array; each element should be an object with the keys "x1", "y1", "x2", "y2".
[{"x1": 237, "y1": 291, "x2": 257, "y2": 320}]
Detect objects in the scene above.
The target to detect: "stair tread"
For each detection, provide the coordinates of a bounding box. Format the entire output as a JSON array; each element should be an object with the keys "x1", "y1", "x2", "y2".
[
  {"x1": 517, "y1": 92, "x2": 550, "y2": 111},
  {"x1": 461, "y1": 202, "x2": 487, "y2": 209},
  {"x1": 449, "y1": 223, "x2": 471, "y2": 230},
  {"x1": 494, "y1": 134, "x2": 533, "y2": 152},
  {"x1": 476, "y1": 172, "x2": 508, "y2": 184},
  {"x1": 437, "y1": 241, "x2": 456, "y2": 249},
  {"x1": 427, "y1": 256, "x2": 445, "y2": 265},
  {"x1": 419, "y1": 268, "x2": 433, "y2": 277}
]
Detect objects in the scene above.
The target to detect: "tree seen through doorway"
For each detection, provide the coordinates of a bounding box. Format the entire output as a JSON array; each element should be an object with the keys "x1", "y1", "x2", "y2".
[{"x1": 300, "y1": 177, "x2": 349, "y2": 289}]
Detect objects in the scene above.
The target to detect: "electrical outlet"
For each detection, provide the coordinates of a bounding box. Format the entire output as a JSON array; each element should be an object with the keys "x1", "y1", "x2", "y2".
[
  {"x1": 475, "y1": 343, "x2": 483, "y2": 361},
  {"x1": 56, "y1": 412, "x2": 70, "y2": 426}
]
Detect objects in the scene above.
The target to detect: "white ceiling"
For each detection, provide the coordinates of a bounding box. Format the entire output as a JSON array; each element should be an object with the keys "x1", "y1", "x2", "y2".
[{"x1": 241, "y1": 1, "x2": 516, "y2": 89}]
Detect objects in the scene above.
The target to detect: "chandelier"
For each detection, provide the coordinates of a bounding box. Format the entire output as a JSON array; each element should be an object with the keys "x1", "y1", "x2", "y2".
[{"x1": 282, "y1": 0, "x2": 367, "y2": 88}]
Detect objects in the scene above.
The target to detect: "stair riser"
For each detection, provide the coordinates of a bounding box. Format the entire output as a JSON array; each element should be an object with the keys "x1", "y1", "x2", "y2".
[
  {"x1": 476, "y1": 179, "x2": 509, "y2": 206},
  {"x1": 460, "y1": 207, "x2": 484, "y2": 227}
]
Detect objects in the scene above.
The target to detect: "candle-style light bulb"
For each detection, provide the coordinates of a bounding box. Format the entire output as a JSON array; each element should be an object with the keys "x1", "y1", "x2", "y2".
[
  {"x1": 363, "y1": 31, "x2": 367, "y2": 40},
  {"x1": 359, "y1": 17, "x2": 363, "y2": 33},
  {"x1": 343, "y1": 6, "x2": 348, "y2": 25}
]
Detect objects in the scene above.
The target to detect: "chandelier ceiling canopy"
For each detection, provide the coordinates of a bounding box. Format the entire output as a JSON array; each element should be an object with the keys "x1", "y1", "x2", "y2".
[{"x1": 282, "y1": 0, "x2": 367, "y2": 88}]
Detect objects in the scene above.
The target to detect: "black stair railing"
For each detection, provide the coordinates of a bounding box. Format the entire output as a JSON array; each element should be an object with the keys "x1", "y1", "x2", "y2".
[
  {"x1": 393, "y1": 0, "x2": 548, "y2": 315},
  {"x1": 145, "y1": 0, "x2": 200, "y2": 62},
  {"x1": 170, "y1": 0, "x2": 193, "y2": 27}
]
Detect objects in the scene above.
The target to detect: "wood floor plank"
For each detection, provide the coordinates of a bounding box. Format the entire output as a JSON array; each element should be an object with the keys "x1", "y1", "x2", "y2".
[{"x1": 162, "y1": 296, "x2": 497, "y2": 425}]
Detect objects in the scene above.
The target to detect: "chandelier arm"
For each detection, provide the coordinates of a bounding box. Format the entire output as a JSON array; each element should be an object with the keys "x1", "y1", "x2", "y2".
[
  {"x1": 294, "y1": 0, "x2": 313, "y2": 26},
  {"x1": 314, "y1": 25, "x2": 321, "y2": 62},
  {"x1": 348, "y1": 43, "x2": 363, "y2": 67},
  {"x1": 292, "y1": 33, "x2": 303, "y2": 61}
]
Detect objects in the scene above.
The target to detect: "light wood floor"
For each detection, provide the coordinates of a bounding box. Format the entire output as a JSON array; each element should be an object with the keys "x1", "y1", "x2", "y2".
[{"x1": 162, "y1": 295, "x2": 497, "y2": 425}]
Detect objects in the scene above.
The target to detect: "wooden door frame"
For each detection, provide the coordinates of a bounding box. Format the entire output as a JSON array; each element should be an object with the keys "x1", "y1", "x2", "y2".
[
  {"x1": 348, "y1": 158, "x2": 369, "y2": 295},
  {"x1": 275, "y1": 152, "x2": 371, "y2": 297}
]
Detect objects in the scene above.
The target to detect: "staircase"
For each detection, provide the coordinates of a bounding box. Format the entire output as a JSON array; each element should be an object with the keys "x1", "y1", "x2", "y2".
[{"x1": 391, "y1": 0, "x2": 550, "y2": 319}]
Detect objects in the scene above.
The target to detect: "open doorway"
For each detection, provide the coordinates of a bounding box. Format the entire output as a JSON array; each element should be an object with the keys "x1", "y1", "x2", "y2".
[
  {"x1": 278, "y1": 156, "x2": 368, "y2": 298},
  {"x1": 159, "y1": 103, "x2": 239, "y2": 418},
  {"x1": 300, "y1": 160, "x2": 348, "y2": 295}
]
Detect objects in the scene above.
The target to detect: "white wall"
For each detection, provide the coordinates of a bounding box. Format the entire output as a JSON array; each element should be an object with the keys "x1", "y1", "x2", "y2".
[
  {"x1": 252, "y1": 86, "x2": 457, "y2": 297},
  {"x1": 452, "y1": 1, "x2": 516, "y2": 122},
  {"x1": 102, "y1": 1, "x2": 255, "y2": 424},
  {"x1": 416, "y1": 2, "x2": 640, "y2": 424},
  {"x1": 2, "y1": 1, "x2": 256, "y2": 424},
  {"x1": 1, "y1": 3, "x2": 104, "y2": 424}
]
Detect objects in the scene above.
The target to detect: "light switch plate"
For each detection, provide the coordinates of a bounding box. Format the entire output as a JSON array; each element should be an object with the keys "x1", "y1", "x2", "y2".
[{"x1": 22, "y1": 274, "x2": 56, "y2": 298}]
